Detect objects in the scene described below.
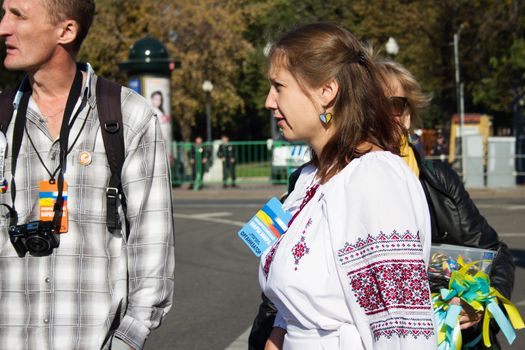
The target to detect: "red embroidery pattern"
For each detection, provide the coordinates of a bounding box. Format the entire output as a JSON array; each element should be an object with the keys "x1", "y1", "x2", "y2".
[
  {"x1": 348, "y1": 260, "x2": 431, "y2": 315},
  {"x1": 290, "y1": 216, "x2": 315, "y2": 269},
  {"x1": 263, "y1": 240, "x2": 281, "y2": 279},
  {"x1": 337, "y1": 230, "x2": 434, "y2": 340},
  {"x1": 337, "y1": 230, "x2": 422, "y2": 267},
  {"x1": 370, "y1": 318, "x2": 434, "y2": 340},
  {"x1": 291, "y1": 236, "x2": 309, "y2": 265}
]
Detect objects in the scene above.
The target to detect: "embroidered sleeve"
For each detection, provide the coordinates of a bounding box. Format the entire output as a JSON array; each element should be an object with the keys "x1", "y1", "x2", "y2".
[
  {"x1": 336, "y1": 231, "x2": 435, "y2": 347},
  {"x1": 327, "y1": 155, "x2": 436, "y2": 350}
]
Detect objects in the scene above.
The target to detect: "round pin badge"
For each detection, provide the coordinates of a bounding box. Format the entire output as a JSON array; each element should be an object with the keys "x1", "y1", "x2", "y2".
[{"x1": 79, "y1": 151, "x2": 92, "y2": 166}]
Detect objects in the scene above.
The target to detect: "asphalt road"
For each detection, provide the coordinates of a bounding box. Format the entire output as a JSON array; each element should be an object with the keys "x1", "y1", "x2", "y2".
[{"x1": 145, "y1": 190, "x2": 525, "y2": 350}]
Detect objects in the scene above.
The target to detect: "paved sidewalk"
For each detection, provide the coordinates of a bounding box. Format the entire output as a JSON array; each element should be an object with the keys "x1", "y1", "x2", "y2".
[{"x1": 172, "y1": 184, "x2": 525, "y2": 200}]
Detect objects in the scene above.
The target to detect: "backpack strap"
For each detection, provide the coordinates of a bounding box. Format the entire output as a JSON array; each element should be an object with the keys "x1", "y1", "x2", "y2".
[
  {"x1": 0, "y1": 88, "x2": 17, "y2": 133},
  {"x1": 95, "y1": 77, "x2": 126, "y2": 232}
]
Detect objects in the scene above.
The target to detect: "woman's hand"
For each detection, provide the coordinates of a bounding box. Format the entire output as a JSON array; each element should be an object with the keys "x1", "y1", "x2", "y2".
[
  {"x1": 450, "y1": 296, "x2": 483, "y2": 329},
  {"x1": 264, "y1": 327, "x2": 286, "y2": 350}
]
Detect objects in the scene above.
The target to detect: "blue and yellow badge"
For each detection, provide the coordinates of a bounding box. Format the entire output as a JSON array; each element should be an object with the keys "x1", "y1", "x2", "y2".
[
  {"x1": 238, "y1": 197, "x2": 292, "y2": 257},
  {"x1": 39, "y1": 180, "x2": 68, "y2": 233}
]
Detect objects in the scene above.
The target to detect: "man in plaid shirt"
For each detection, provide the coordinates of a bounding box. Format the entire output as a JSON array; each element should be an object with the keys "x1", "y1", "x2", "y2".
[{"x1": 0, "y1": 0, "x2": 175, "y2": 349}]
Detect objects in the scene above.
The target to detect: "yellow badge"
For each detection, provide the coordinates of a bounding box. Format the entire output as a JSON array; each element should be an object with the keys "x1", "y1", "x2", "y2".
[{"x1": 79, "y1": 151, "x2": 92, "y2": 166}]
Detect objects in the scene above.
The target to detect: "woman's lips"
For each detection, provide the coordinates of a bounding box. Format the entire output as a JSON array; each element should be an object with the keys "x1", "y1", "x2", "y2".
[{"x1": 274, "y1": 112, "x2": 286, "y2": 127}]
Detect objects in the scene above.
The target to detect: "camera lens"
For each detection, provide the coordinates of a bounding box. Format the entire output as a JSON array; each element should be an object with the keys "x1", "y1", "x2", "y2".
[{"x1": 25, "y1": 235, "x2": 51, "y2": 254}]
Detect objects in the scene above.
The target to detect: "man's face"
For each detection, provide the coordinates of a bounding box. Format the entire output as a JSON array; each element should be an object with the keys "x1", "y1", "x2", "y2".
[{"x1": 0, "y1": 0, "x2": 63, "y2": 72}]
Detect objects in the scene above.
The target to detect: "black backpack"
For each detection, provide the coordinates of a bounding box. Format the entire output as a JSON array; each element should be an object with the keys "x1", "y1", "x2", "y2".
[{"x1": 0, "y1": 77, "x2": 126, "y2": 232}]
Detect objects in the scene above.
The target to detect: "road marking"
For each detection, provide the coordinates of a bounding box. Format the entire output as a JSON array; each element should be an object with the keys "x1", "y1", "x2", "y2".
[
  {"x1": 476, "y1": 204, "x2": 525, "y2": 210},
  {"x1": 175, "y1": 211, "x2": 525, "y2": 238},
  {"x1": 191, "y1": 212, "x2": 233, "y2": 218},
  {"x1": 173, "y1": 212, "x2": 244, "y2": 227},
  {"x1": 225, "y1": 326, "x2": 251, "y2": 350},
  {"x1": 499, "y1": 233, "x2": 525, "y2": 238},
  {"x1": 174, "y1": 203, "x2": 261, "y2": 209}
]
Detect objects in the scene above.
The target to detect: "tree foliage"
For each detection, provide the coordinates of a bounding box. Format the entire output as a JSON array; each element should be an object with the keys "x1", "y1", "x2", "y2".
[{"x1": 0, "y1": 0, "x2": 523, "y2": 137}]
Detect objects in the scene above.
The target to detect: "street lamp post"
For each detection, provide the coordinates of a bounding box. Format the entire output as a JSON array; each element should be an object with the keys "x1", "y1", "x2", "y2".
[
  {"x1": 385, "y1": 37, "x2": 399, "y2": 57},
  {"x1": 454, "y1": 24, "x2": 465, "y2": 179},
  {"x1": 263, "y1": 42, "x2": 278, "y2": 140},
  {"x1": 202, "y1": 80, "x2": 214, "y2": 142}
]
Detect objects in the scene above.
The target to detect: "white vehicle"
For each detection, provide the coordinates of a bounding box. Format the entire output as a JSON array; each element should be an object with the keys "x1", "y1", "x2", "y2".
[{"x1": 269, "y1": 140, "x2": 311, "y2": 182}]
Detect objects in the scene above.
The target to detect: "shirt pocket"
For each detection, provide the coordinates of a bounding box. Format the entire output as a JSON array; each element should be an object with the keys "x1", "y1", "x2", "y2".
[{"x1": 69, "y1": 150, "x2": 111, "y2": 218}]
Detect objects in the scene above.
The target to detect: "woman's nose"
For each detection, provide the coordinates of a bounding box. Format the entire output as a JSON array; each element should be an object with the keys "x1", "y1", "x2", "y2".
[{"x1": 265, "y1": 88, "x2": 277, "y2": 110}]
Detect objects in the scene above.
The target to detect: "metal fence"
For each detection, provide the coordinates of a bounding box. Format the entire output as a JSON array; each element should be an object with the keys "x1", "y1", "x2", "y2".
[
  {"x1": 171, "y1": 140, "x2": 311, "y2": 189},
  {"x1": 169, "y1": 140, "x2": 525, "y2": 189},
  {"x1": 427, "y1": 154, "x2": 525, "y2": 186}
]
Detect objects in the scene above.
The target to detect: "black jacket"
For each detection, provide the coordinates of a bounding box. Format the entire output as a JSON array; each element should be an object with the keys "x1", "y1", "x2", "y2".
[
  {"x1": 248, "y1": 152, "x2": 515, "y2": 350},
  {"x1": 416, "y1": 150, "x2": 515, "y2": 300}
]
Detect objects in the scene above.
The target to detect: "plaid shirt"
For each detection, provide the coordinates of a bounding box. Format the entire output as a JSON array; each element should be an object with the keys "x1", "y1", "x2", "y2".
[{"x1": 0, "y1": 64, "x2": 175, "y2": 350}]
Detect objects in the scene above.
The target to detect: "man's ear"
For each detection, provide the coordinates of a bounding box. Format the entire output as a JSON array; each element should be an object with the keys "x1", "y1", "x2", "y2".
[
  {"x1": 319, "y1": 78, "x2": 339, "y2": 108},
  {"x1": 57, "y1": 20, "x2": 78, "y2": 47}
]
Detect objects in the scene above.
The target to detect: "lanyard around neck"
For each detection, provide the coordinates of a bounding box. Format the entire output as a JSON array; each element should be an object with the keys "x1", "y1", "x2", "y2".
[
  {"x1": 288, "y1": 182, "x2": 320, "y2": 228},
  {"x1": 9, "y1": 68, "x2": 83, "y2": 226}
]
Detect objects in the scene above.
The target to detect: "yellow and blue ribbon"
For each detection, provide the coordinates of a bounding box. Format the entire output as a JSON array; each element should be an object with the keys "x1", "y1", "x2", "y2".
[{"x1": 432, "y1": 258, "x2": 524, "y2": 349}]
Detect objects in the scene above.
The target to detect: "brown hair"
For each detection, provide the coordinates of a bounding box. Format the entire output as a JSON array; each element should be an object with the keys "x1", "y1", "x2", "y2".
[
  {"x1": 268, "y1": 22, "x2": 401, "y2": 182},
  {"x1": 374, "y1": 58, "x2": 432, "y2": 130},
  {"x1": 42, "y1": 0, "x2": 95, "y2": 53}
]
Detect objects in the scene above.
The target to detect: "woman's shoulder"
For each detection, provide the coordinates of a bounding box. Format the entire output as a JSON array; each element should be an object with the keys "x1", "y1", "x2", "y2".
[
  {"x1": 340, "y1": 151, "x2": 413, "y2": 185},
  {"x1": 295, "y1": 163, "x2": 317, "y2": 185}
]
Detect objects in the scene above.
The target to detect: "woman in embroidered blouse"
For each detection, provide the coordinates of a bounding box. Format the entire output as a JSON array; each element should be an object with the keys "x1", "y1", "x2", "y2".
[{"x1": 260, "y1": 22, "x2": 437, "y2": 350}]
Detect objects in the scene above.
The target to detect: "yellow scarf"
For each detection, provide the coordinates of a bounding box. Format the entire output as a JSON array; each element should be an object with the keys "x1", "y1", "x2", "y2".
[{"x1": 400, "y1": 135, "x2": 420, "y2": 177}]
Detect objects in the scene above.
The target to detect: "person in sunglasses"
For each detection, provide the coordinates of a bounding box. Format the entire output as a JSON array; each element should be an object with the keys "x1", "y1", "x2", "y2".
[
  {"x1": 374, "y1": 58, "x2": 515, "y2": 350},
  {"x1": 257, "y1": 22, "x2": 436, "y2": 350}
]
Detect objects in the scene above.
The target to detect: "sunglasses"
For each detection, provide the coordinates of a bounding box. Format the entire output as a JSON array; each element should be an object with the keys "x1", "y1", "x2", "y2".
[{"x1": 389, "y1": 96, "x2": 409, "y2": 116}]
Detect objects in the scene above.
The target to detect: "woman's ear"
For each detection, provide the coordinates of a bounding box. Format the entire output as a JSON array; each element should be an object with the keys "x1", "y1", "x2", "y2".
[
  {"x1": 320, "y1": 78, "x2": 339, "y2": 108},
  {"x1": 57, "y1": 20, "x2": 79, "y2": 47}
]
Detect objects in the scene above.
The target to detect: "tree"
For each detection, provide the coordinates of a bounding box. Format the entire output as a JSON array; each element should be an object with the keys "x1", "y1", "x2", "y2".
[
  {"x1": 469, "y1": 1, "x2": 525, "y2": 114},
  {"x1": 159, "y1": 0, "x2": 264, "y2": 141},
  {"x1": 1, "y1": 0, "x2": 523, "y2": 138},
  {"x1": 82, "y1": 0, "x2": 263, "y2": 141}
]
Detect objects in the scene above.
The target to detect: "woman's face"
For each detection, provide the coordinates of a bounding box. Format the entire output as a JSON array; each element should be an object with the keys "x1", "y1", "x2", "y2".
[
  {"x1": 265, "y1": 66, "x2": 325, "y2": 144},
  {"x1": 387, "y1": 76, "x2": 411, "y2": 129},
  {"x1": 151, "y1": 93, "x2": 163, "y2": 108}
]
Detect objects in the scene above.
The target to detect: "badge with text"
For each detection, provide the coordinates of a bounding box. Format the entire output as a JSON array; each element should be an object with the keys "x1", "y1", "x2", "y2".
[
  {"x1": 39, "y1": 180, "x2": 68, "y2": 233},
  {"x1": 238, "y1": 197, "x2": 292, "y2": 257}
]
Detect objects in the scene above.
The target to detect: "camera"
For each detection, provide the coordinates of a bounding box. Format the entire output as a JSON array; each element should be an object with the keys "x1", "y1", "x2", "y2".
[{"x1": 8, "y1": 221, "x2": 60, "y2": 257}]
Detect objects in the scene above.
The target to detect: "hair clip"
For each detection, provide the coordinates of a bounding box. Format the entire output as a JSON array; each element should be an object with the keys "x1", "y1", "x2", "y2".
[{"x1": 358, "y1": 51, "x2": 366, "y2": 66}]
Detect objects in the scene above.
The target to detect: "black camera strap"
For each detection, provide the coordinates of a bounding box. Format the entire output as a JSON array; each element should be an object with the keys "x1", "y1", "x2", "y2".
[{"x1": 10, "y1": 68, "x2": 84, "y2": 230}]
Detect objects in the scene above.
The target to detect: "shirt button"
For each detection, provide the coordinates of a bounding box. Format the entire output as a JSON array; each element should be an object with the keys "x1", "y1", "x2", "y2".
[
  {"x1": 50, "y1": 154, "x2": 56, "y2": 160},
  {"x1": 43, "y1": 318, "x2": 49, "y2": 324},
  {"x1": 45, "y1": 277, "x2": 50, "y2": 283}
]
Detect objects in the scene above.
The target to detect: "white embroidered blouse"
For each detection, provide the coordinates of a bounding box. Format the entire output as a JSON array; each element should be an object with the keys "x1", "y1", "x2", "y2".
[{"x1": 259, "y1": 151, "x2": 437, "y2": 350}]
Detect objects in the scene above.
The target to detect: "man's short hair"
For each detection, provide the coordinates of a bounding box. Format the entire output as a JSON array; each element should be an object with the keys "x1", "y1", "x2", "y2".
[{"x1": 42, "y1": 0, "x2": 95, "y2": 53}]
